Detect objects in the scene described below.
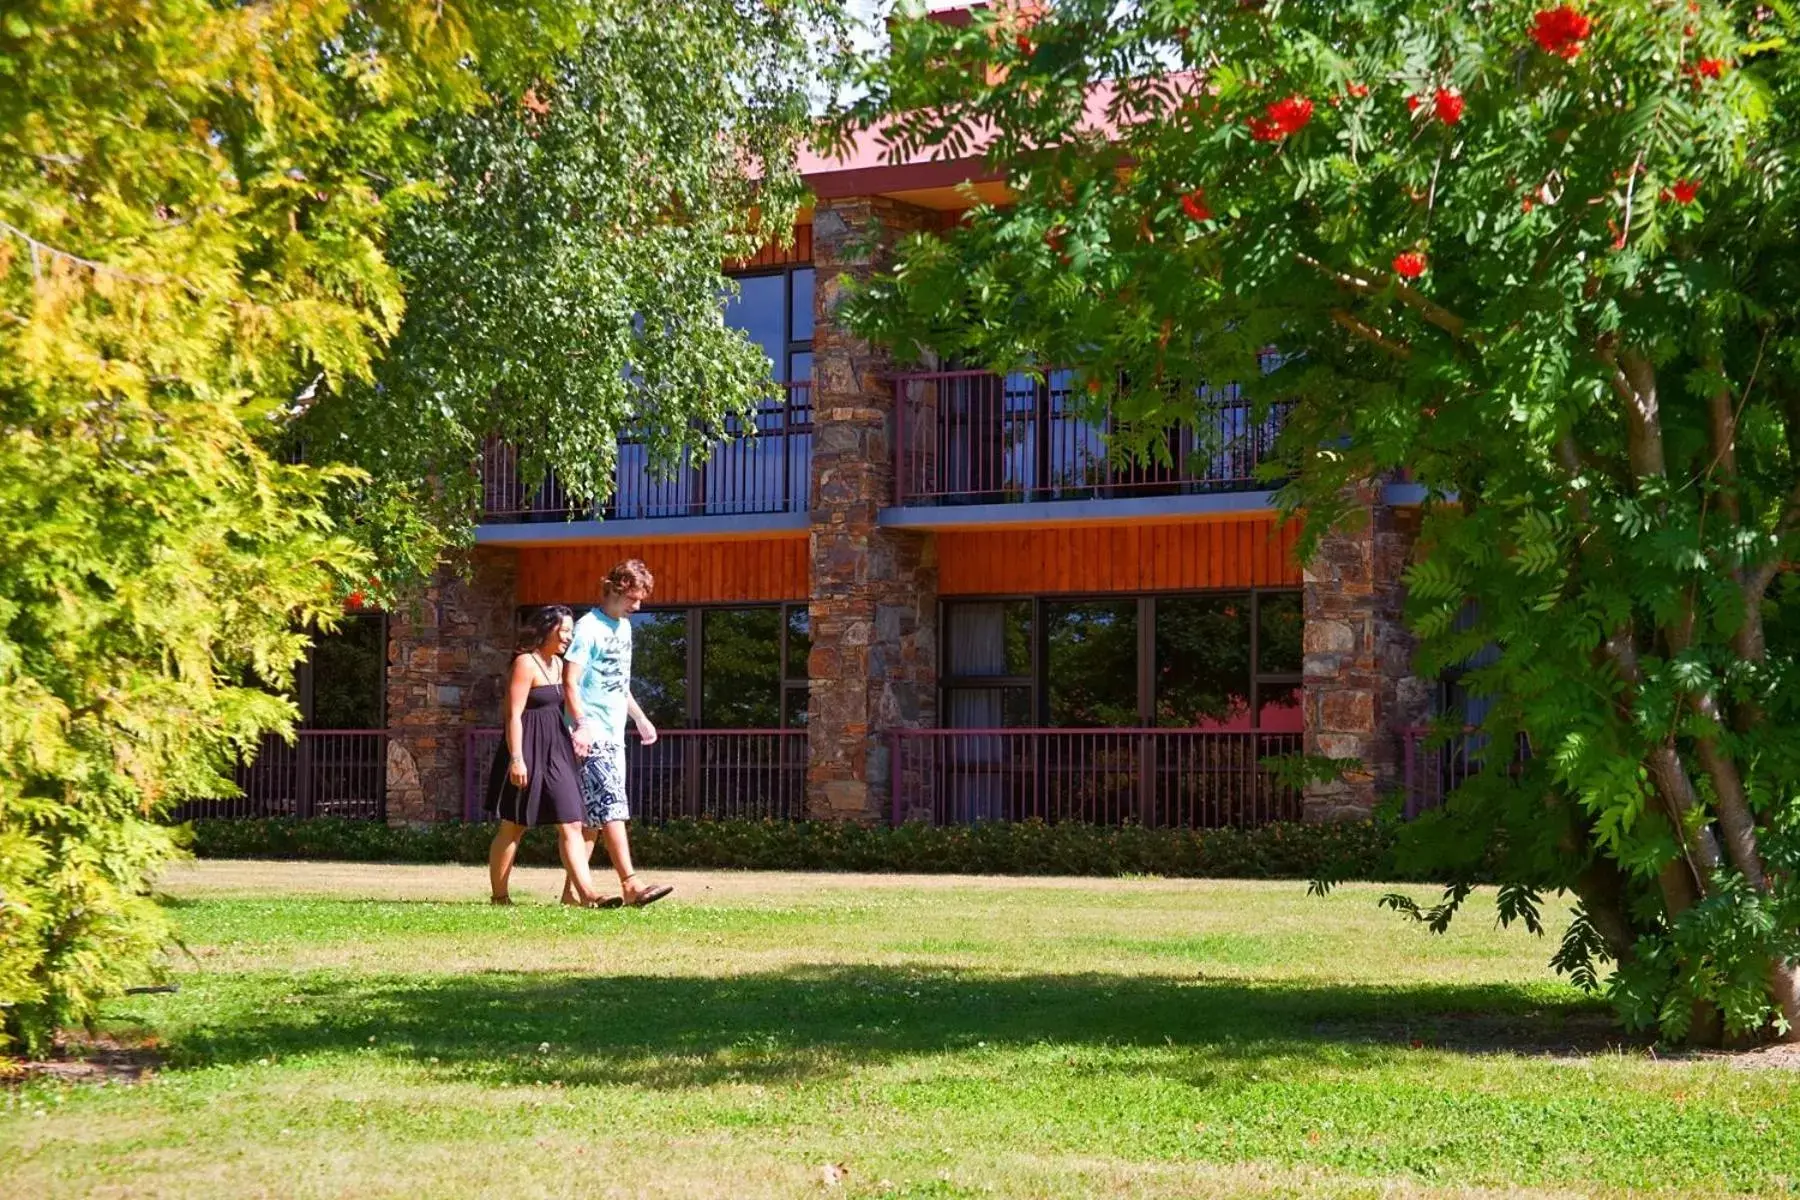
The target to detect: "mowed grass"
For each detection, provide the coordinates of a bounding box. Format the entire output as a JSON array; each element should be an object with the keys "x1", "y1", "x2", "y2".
[{"x1": 4, "y1": 863, "x2": 1798, "y2": 1199}]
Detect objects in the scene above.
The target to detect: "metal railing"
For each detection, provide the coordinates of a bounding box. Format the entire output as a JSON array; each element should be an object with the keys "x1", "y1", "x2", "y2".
[
  {"x1": 480, "y1": 382, "x2": 812, "y2": 522},
  {"x1": 892, "y1": 370, "x2": 1289, "y2": 507},
  {"x1": 1400, "y1": 726, "x2": 1531, "y2": 819},
  {"x1": 465, "y1": 727, "x2": 807, "y2": 822},
  {"x1": 890, "y1": 728, "x2": 1304, "y2": 828},
  {"x1": 174, "y1": 730, "x2": 388, "y2": 821}
]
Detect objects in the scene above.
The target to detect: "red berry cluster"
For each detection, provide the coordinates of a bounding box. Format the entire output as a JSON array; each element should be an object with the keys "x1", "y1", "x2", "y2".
[
  {"x1": 1248, "y1": 94, "x2": 1314, "y2": 141},
  {"x1": 1529, "y1": 5, "x2": 1592, "y2": 60},
  {"x1": 1663, "y1": 178, "x2": 1701, "y2": 205}
]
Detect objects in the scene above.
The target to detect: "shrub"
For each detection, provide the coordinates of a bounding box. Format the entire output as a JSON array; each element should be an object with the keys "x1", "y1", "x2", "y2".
[{"x1": 187, "y1": 817, "x2": 1434, "y2": 882}]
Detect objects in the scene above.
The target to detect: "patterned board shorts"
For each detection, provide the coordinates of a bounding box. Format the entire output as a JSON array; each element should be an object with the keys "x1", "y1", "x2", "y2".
[{"x1": 578, "y1": 741, "x2": 630, "y2": 827}]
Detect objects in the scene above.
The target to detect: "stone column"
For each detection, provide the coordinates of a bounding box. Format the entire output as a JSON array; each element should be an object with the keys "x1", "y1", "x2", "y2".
[
  {"x1": 385, "y1": 547, "x2": 519, "y2": 824},
  {"x1": 1301, "y1": 491, "x2": 1428, "y2": 821},
  {"x1": 807, "y1": 197, "x2": 939, "y2": 823}
]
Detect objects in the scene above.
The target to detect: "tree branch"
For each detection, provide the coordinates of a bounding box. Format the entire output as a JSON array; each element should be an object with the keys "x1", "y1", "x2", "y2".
[
  {"x1": 1298, "y1": 252, "x2": 1469, "y2": 341},
  {"x1": 0, "y1": 220, "x2": 168, "y2": 286},
  {"x1": 1330, "y1": 308, "x2": 1411, "y2": 359}
]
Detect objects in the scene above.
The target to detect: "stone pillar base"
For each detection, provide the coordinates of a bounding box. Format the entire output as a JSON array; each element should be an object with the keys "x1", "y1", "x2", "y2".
[
  {"x1": 1302, "y1": 494, "x2": 1427, "y2": 821},
  {"x1": 385, "y1": 548, "x2": 518, "y2": 823}
]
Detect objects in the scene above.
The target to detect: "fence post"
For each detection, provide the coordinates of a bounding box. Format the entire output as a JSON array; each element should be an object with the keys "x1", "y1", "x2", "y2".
[
  {"x1": 375, "y1": 732, "x2": 388, "y2": 823},
  {"x1": 1401, "y1": 728, "x2": 1418, "y2": 821},
  {"x1": 893, "y1": 378, "x2": 906, "y2": 506},
  {"x1": 1136, "y1": 733, "x2": 1156, "y2": 828},
  {"x1": 295, "y1": 733, "x2": 315, "y2": 819}
]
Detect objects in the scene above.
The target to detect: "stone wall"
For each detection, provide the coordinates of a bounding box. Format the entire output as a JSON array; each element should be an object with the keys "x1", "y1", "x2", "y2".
[
  {"x1": 1301, "y1": 492, "x2": 1429, "y2": 821},
  {"x1": 807, "y1": 196, "x2": 939, "y2": 822},
  {"x1": 385, "y1": 547, "x2": 520, "y2": 824}
]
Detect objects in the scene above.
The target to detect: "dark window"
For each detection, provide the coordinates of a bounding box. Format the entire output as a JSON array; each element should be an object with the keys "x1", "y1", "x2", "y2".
[
  {"x1": 631, "y1": 611, "x2": 689, "y2": 730},
  {"x1": 541, "y1": 603, "x2": 813, "y2": 730},
  {"x1": 1257, "y1": 591, "x2": 1303, "y2": 674},
  {"x1": 701, "y1": 608, "x2": 783, "y2": 728},
  {"x1": 1045, "y1": 600, "x2": 1139, "y2": 727},
  {"x1": 1154, "y1": 596, "x2": 1251, "y2": 729},
  {"x1": 941, "y1": 590, "x2": 1301, "y2": 730},
  {"x1": 305, "y1": 614, "x2": 385, "y2": 729}
]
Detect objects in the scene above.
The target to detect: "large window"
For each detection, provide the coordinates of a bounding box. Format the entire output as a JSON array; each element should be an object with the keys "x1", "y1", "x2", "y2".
[
  {"x1": 628, "y1": 604, "x2": 810, "y2": 730},
  {"x1": 942, "y1": 591, "x2": 1301, "y2": 730},
  {"x1": 300, "y1": 613, "x2": 386, "y2": 729},
  {"x1": 611, "y1": 264, "x2": 815, "y2": 518},
  {"x1": 724, "y1": 266, "x2": 813, "y2": 385}
]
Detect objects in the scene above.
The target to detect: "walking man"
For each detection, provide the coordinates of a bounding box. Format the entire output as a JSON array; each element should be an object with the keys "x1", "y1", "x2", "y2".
[{"x1": 562, "y1": 558, "x2": 674, "y2": 908}]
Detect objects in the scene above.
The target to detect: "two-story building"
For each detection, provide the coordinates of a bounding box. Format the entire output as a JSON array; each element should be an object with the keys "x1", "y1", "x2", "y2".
[{"x1": 197, "y1": 53, "x2": 1438, "y2": 830}]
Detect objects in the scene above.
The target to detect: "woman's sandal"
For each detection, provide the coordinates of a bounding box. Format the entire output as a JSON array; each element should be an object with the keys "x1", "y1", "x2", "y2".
[{"x1": 622, "y1": 873, "x2": 673, "y2": 908}]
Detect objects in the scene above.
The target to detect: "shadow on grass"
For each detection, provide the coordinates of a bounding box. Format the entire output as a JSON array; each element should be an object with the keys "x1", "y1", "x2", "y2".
[{"x1": 150, "y1": 966, "x2": 1633, "y2": 1088}]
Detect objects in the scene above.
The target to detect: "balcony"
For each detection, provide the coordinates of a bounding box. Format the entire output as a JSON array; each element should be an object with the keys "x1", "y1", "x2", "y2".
[
  {"x1": 1400, "y1": 726, "x2": 1532, "y2": 819},
  {"x1": 464, "y1": 728, "x2": 806, "y2": 822},
  {"x1": 891, "y1": 727, "x2": 1303, "y2": 828},
  {"x1": 888, "y1": 370, "x2": 1289, "y2": 527},
  {"x1": 174, "y1": 730, "x2": 388, "y2": 821},
  {"x1": 477, "y1": 383, "x2": 811, "y2": 542}
]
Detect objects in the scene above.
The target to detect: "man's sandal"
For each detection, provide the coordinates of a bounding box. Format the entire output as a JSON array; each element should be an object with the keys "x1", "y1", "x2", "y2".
[{"x1": 622, "y1": 873, "x2": 673, "y2": 908}]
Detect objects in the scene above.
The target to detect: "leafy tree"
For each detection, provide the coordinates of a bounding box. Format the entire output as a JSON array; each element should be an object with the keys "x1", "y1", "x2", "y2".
[
  {"x1": 297, "y1": 2, "x2": 846, "y2": 588},
  {"x1": 835, "y1": 0, "x2": 1800, "y2": 1042},
  {"x1": 0, "y1": 0, "x2": 592, "y2": 1054}
]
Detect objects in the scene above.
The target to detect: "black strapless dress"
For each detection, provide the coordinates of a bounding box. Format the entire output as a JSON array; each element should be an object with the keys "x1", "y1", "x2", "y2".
[{"x1": 485, "y1": 680, "x2": 584, "y2": 826}]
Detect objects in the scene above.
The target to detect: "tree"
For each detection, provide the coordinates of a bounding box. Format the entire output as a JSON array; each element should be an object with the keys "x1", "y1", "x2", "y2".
[
  {"x1": 0, "y1": 0, "x2": 586, "y2": 1053},
  {"x1": 834, "y1": 0, "x2": 1800, "y2": 1043},
  {"x1": 296, "y1": 1, "x2": 847, "y2": 589}
]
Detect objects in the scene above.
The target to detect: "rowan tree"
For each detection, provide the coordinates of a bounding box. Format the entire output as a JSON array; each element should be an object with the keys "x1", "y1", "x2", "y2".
[{"x1": 835, "y1": 0, "x2": 1800, "y2": 1042}]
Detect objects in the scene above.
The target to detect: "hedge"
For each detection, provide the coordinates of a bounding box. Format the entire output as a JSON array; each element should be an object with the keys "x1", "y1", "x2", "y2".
[{"x1": 187, "y1": 817, "x2": 1440, "y2": 882}]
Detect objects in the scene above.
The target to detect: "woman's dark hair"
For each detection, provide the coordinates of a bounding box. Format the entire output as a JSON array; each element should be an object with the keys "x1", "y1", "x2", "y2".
[{"x1": 518, "y1": 605, "x2": 574, "y2": 653}]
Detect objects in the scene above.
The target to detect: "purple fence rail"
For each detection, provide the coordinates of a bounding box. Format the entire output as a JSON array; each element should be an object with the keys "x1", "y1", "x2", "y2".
[
  {"x1": 465, "y1": 728, "x2": 807, "y2": 823},
  {"x1": 175, "y1": 730, "x2": 387, "y2": 821},
  {"x1": 890, "y1": 728, "x2": 1304, "y2": 828},
  {"x1": 1400, "y1": 726, "x2": 1531, "y2": 819},
  {"x1": 893, "y1": 370, "x2": 1289, "y2": 507},
  {"x1": 481, "y1": 382, "x2": 812, "y2": 522}
]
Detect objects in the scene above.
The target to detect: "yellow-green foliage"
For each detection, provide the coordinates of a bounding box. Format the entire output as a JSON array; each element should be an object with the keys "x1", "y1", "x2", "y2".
[{"x1": 0, "y1": 0, "x2": 579, "y2": 1053}]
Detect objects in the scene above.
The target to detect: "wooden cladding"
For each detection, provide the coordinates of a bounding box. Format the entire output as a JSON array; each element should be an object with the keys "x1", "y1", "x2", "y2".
[
  {"x1": 517, "y1": 537, "x2": 809, "y2": 606},
  {"x1": 726, "y1": 225, "x2": 812, "y2": 272},
  {"x1": 936, "y1": 517, "x2": 1302, "y2": 596}
]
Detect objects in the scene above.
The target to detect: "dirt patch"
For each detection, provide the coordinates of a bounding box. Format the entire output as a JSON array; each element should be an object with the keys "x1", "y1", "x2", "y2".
[
  {"x1": 1316, "y1": 1010, "x2": 1800, "y2": 1067},
  {"x1": 4, "y1": 1032, "x2": 162, "y2": 1087},
  {"x1": 1314, "y1": 1010, "x2": 1651, "y2": 1060},
  {"x1": 1677, "y1": 1039, "x2": 1800, "y2": 1071}
]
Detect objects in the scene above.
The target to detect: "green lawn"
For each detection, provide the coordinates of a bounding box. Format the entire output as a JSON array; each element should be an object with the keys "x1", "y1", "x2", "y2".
[{"x1": 4, "y1": 862, "x2": 1796, "y2": 1198}]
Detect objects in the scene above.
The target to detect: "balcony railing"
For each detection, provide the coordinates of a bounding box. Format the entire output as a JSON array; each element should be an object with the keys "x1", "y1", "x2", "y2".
[
  {"x1": 891, "y1": 728, "x2": 1304, "y2": 828},
  {"x1": 893, "y1": 370, "x2": 1289, "y2": 507},
  {"x1": 1400, "y1": 726, "x2": 1531, "y2": 819},
  {"x1": 464, "y1": 727, "x2": 807, "y2": 822},
  {"x1": 480, "y1": 382, "x2": 812, "y2": 522},
  {"x1": 174, "y1": 730, "x2": 388, "y2": 821}
]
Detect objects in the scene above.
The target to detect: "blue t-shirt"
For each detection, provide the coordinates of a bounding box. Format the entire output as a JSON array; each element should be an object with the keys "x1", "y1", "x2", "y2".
[{"x1": 565, "y1": 610, "x2": 633, "y2": 741}]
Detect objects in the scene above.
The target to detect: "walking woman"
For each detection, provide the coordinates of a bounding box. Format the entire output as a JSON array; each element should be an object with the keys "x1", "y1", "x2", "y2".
[{"x1": 485, "y1": 605, "x2": 616, "y2": 907}]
